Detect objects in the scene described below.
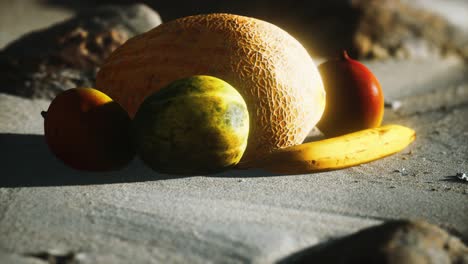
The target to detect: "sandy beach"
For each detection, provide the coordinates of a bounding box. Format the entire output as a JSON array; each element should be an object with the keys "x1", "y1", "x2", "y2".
[{"x1": 0, "y1": 1, "x2": 467, "y2": 263}]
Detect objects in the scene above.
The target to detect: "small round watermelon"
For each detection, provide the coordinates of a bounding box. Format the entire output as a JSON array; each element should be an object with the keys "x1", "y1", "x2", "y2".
[{"x1": 132, "y1": 75, "x2": 249, "y2": 175}]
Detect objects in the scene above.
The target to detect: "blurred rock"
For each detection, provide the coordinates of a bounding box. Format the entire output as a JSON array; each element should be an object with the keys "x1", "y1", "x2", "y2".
[
  {"x1": 283, "y1": 220, "x2": 468, "y2": 264},
  {"x1": 351, "y1": 0, "x2": 467, "y2": 60},
  {"x1": 0, "y1": 4, "x2": 161, "y2": 99},
  {"x1": 304, "y1": 0, "x2": 468, "y2": 60}
]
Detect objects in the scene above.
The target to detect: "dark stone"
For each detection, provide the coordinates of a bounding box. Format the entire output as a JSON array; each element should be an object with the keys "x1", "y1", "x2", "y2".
[
  {"x1": 281, "y1": 220, "x2": 468, "y2": 264},
  {"x1": 0, "y1": 4, "x2": 161, "y2": 99}
]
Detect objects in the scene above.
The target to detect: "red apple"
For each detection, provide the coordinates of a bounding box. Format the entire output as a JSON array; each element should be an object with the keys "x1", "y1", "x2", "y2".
[
  {"x1": 317, "y1": 51, "x2": 384, "y2": 137},
  {"x1": 43, "y1": 88, "x2": 135, "y2": 171}
]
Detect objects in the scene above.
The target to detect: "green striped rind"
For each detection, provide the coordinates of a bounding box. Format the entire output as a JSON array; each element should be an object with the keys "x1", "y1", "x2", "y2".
[{"x1": 132, "y1": 75, "x2": 249, "y2": 174}]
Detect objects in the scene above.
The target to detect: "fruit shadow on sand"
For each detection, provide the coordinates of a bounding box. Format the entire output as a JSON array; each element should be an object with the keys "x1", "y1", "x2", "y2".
[{"x1": 0, "y1": 133, "x2": 281, "y2": 188}]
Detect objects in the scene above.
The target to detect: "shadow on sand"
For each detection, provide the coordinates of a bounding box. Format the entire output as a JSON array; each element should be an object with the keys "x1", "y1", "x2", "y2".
[{"x1": 0, "y1": 133, "x2": 276, "y2": 188}]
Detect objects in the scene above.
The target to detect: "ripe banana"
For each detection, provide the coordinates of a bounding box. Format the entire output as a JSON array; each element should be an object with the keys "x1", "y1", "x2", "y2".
[{"x1": 245, "y1": 124, "x2": 415, "y2": 174}]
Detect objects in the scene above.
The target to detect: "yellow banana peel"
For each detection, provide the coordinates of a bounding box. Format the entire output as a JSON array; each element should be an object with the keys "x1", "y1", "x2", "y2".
[{"x1": 243, "y1": 124, "x2": 415, "y2": 174}]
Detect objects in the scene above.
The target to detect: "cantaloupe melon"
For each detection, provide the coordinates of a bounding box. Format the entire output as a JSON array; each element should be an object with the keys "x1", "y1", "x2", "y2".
[{"x1": 96, "y1": 13, "x2": 325, "y2": 162}]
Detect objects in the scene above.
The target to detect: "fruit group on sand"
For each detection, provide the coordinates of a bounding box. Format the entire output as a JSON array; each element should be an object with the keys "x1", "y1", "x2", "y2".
[
  {"x1": 132, "y1": 75, "x2": 249, "y2": 175},
  {"x1": 43, "y1": 87, "x2": 134, "y2": 171},
  {"x1": 96, "y1": 13, "x2": 325, "y2": 163},
  {"x1": 317, "y1": 51, "x2": 384, "y2": 137}
]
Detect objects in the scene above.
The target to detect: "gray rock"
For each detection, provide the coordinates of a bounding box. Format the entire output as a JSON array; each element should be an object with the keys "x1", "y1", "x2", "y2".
[
  {"x1": 0, "y1": 4, "x2": 161, "y2": 99},
  {"x1": 351, "y1": 0, "x2": 468, "y2": 61},
  {"x1": 282, "y1": 220, "x2": 468, "y2": 264},
  {"x1": 303, "y1": 0, "x2": 468, "y2": 60}
]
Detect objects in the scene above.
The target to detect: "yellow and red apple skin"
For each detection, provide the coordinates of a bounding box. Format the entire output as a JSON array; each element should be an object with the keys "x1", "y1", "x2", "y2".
[
  {"x1": 317, "y1": 51, "x2": 384, "y2": 137},
  {"x1": 43, "y1": 87, "x2": 134, "y2": 171}
]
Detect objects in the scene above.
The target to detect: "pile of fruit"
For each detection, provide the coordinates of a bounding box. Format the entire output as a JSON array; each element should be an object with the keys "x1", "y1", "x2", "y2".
[{"x1": 42, "y1": 14, "x2": 415, "y2": 175}]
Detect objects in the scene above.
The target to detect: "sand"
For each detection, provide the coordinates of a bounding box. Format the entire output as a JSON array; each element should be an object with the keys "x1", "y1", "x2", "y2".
[
  {"x1": 0, "y1": 1, "x2": 467, "y2": 263},
  {"x1": 1, "y1": 56, "x2": 467, "y2": 263}
]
